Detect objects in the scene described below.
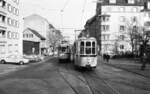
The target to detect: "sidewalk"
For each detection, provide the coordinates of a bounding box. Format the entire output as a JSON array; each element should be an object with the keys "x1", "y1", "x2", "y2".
[{"x1": 100, "y1": 57, "x2": 150, "y2": 78}]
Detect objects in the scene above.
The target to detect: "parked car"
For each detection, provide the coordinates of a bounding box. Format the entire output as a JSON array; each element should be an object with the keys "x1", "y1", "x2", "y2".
[
  {"x1": 23, "y1": 55, "x2": 44, "y2": 62},
  {"x1": 0, "y1": 55, "x2": 29, "y2": 65}
]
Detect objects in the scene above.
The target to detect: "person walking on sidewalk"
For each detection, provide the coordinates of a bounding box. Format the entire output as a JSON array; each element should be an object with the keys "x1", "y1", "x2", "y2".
[
  {"x1": 103, "y1": 54, "x2": 106, "y2": 61},
  {"x1": 106, "y1": 54, "x2": 110, "y2": 63},
  {"x1": 141, "y1": 53, "x2": 147, "y2": 70}
]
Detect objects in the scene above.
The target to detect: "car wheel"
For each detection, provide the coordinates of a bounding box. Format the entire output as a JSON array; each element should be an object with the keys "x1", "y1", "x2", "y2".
[
  {"x1": 1, "y1": 60, "x2": 6, "y2": 64},
  {"x1": 19, "y1": 61, "x2": 24, "y2": 65}
]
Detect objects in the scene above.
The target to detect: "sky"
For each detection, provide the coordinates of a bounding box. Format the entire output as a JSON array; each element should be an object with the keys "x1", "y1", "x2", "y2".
[{"x1": 20, "y1": 0, "x2": 97, "y2": 42}]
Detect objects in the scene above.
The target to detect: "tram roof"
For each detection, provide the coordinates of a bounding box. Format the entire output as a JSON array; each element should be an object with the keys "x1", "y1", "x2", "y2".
[{"x1": 77, "y1": 37, "x2": 96, "y2": 41}]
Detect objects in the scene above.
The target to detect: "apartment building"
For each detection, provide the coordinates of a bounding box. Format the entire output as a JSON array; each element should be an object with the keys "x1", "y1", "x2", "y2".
[
  {"x1": 0, "y1": 0, "x2": 22, "y2": 57},
  {"x1": 141, "y1": 1, "x2": 150, "y2": 30},
  {"x1": 95, "y1": 0, "x2": 147, "y2": 54}
]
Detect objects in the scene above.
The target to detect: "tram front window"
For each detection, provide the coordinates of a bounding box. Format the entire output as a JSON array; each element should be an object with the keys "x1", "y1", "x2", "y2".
[
  {"x1": 61, "y1": 47, "x2": 67, "y2": 53},
  {"x1": 86, "y1": 42, "x2": 91, "y2": 55},
  {"x1": 92, "y1": 42, "x2": 96, "y2": 54}
]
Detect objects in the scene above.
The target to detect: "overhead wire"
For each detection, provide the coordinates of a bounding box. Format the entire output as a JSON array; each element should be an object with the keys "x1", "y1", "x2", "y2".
[
  {"x1": 60, "y1": 0, "x2": 72, "y2": 32},
  {"x1": 80, "y1": 0, "x2": 87, "y2": 28},
  {"x1": 61, "y1": 0, "x2": 71, "y2": 12}
]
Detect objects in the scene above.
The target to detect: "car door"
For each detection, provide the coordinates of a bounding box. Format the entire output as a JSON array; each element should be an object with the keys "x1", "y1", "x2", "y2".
[{"x1": 7, "y1": 55, "x2": 17, "y2": 63}]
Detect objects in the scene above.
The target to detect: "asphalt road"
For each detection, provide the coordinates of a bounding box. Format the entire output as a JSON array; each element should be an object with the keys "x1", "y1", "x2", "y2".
[{"x1": 0, "y1": 57, "x2": 150, "y2": 94}]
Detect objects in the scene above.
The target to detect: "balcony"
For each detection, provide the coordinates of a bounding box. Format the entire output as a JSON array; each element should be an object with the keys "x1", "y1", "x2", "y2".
[
  {"x1": 0, "y1": 21, "x2": 6, "y2": 29},
  {"x1": 0, "y1": 7, "x2": 6, "y2": 15}
]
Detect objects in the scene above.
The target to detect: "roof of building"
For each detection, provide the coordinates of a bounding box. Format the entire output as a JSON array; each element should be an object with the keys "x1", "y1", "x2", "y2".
[
  {"x1": 97, "y1": 0, "x2": 148, "y2": 6},
  {"x1": 85, "y1": 15, "x2": 97, "y2": 27},
  {"x1": 24, "y1": 28, "x2": 46, "y2": 40}
]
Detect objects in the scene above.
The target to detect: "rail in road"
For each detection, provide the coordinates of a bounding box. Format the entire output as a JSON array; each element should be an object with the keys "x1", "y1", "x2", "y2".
[
  {"x1": 55, "y1": 59, "x2": 121, "y2": 94},
  {"x1": 80, "y1": 70, "x2": 121, "y2": 94}
]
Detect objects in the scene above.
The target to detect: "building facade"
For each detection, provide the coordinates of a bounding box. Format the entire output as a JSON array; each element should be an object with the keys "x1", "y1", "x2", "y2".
[
  {"x1": 23, "y1": 28, "x2": 46, "y2": 55},
  {"x1": 24, "y1": 14, "x2": 54, "y2": 55},
  {"x1": 84, "y1": 0, "x2": 149, "y2": 55},
  {"x1": 141, "y1": 1, "x2": 150, "y2": 30},
  {"x1": 0, "y1": 0, "x2": 22, "y2": 57},
  {"x1": 24, "y1": 14, "x2": 63, "y2": 55}
]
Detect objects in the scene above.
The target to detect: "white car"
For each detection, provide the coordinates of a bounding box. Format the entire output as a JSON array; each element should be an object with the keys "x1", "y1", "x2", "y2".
[
  {"x1": 23, "y1": 55, "x2": 43, "y2": 62},
  {"x1": 0, "y1": 55, "x2": 29, "y2": 65}
]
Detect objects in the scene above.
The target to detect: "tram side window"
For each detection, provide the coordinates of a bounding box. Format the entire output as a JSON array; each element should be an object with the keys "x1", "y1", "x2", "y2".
[
  {"x1": 80, "y1": 42, "x2": 84, "y2": 54},
  {"x1": 61, "y1": 47, "x2": 66, "y2": 53},
  {"x1": 92, "y1": 42, "x2": 96, "y2": 54},
  {"x1": 86, "y1": 42, "x2": 91, "y2": 54}
]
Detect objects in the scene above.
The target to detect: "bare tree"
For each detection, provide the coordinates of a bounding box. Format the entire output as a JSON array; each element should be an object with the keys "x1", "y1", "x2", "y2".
[
  {"x1": 48, "y1": 28, "x2": 63, "y2": 55},
  {"x1": 126, "y1": 16, "x2": 140, "y2": 55}
]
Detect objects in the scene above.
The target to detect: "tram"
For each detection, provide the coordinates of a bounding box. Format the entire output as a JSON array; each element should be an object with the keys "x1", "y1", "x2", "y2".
[
  {"x1": 58, "y1": 41, "x2": 71, "y2": 63},
  {"x1": 73, "y1": 37, "x2": 98, "y2": 69}
]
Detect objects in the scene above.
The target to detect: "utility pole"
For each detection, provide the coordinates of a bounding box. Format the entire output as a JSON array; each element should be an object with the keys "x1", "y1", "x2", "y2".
[{"x1": 74, "y1": 30, "x2": 83, "y2": 41}]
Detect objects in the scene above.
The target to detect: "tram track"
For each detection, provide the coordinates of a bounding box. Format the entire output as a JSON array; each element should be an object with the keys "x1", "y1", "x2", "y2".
[
  {"x1": 55, "y1": 58, "x2": 120, "y2": 94},
  {"x1": 94, "y1": 71, "x2": 121, "y2": 94},
  {"x1": 81, "y1": 71, "x2": 104, "y2": 94},
  {"x1": 58, "y1": 70, "x2": 80, "y2": 94},
  {"x1": 80, "y1": 70, "x2": 121, "y2": 94},
  {"x1": 56, "y1": 61, "x2": 93, "y2": 94}
]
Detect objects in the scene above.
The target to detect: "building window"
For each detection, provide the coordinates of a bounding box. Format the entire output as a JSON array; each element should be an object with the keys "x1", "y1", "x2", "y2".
[
  {"x1": 31, "y1": 34, "x2": 33, "y2": 38},
  {"x1": 0, "y1": 14, "x2": 5, "y2": 23},
  {"x1": 101, "y1": 16, "x2": 109, "y2": 22},
  {"x1": 0, "y1": 0, "x2": 6, "y2": 8},
  {"x1": 12, "y1": 7, "x2": 16, "y2": 14},
  {"x1": 7, "y1": 4, "x2": 12, "y2": 12},
  {"x1": 7, "y1": 31, "x2": 11, "y2": 39},
  {"x1": 120, "y1": 45, "x2": 124, "y2": 49},
  {"x1": 102, "y1": 25, "x2": 110, "y2": 31},
  {"x1": 120, "y1": 35, "x2": 125, "y2": 40},
  {"x1": 26, "y1": 34, "x2": 29, "y2": 38},
  {"x1": 16, "y1": 33, "x2": 19, "y2": 39},
  {"x1": 147, "y1": 2, "x2": 150, "y2": 9},
  {"x1": 0, "y1": 1, "x2": 2, "y2": 7},
  {"x1": 120, "y1": 25, "x2": 125, "y2": 31},
  {"x1": 102, "y1": 34, "x2": 110, "y2": 40},
  {"x1": 16, "y1": 9, "x2": 19, "y2": 15},
  {"x1": 0, "y1": 30, "x2": 6, "y2": 38},
  {"x1": 7, "y1": 18, "x2": 11, "y2": 25},
  {"x1": 109, "y1": 0, "x2": 116, "y2": 3}
]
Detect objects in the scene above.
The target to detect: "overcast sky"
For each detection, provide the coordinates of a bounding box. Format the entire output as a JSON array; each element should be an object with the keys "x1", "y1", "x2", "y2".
[{"x1": 20, "y1": 0, "x2": 96, "y2": 41}]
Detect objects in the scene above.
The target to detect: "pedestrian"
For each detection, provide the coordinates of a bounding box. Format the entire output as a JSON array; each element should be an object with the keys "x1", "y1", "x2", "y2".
[
  {"x1": 106, "y1": 54, "x2": 110, "y2": 63},
  {"x1": 103, "y1": 54, "x2": 106, "y2": 61},
  {"x1": 141, "y1": 53, "x2": 147, "y2": 70}
]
